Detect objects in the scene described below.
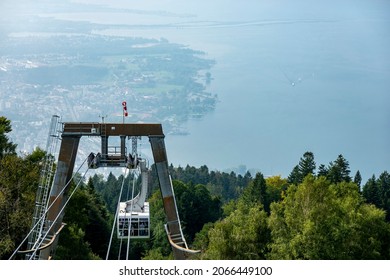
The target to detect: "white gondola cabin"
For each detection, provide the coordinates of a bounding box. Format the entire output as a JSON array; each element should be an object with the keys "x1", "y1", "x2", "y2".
[
  {"x1": 116, "y1": 159, "x2": 150, "y2": 239},
  {"x1": 117, "y1": 202, "x2": 150, "y2": 239}
]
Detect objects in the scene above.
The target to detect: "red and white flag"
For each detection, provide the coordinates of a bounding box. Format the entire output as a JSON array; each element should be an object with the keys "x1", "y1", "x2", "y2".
[{"x1": 122, "y1": 101, "x2": 128, "y2": 117}]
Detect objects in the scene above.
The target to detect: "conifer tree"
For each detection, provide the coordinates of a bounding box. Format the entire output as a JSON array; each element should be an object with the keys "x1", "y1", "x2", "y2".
[
  {"x1": 298, "y1": 151, "x2": 316, "y2": 179},
  {"x1": 0, "y1": 116, "x2": 17, "y2": 159},
  {"x1": 354, "y1": 170, "x2": 362, "y2": 188},
  {"x1": 242, "y1": 172, "x2": 268, "y2": 211},
  {"x1": 363, "y1": 175, "x2": 381, "y2": 207},
  {"x1": 288, "y1": 152, "x2": 316, "y2": 185},
  {"x1": 377, "y1": 171, "x2": 390, "y2": 221},
  {"x1": 327, "y1": 154, "x2": 351, "y2": 183},
  {"x1": 317, "y1": 164, "x2": 328, "y2": 177},
  {"x1": 287, "y1": 165, "x2": 301, "y2": 185}
]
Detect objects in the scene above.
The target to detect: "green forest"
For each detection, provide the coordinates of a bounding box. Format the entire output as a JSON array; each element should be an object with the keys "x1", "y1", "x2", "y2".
[{"x1": 1, "y1": 116, "x2": 390, "y2": 260}]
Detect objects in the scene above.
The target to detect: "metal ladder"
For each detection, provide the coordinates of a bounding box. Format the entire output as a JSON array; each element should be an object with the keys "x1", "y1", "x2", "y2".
[{"x1": 26, "y1": 115, "x2": 62, "y2": 259}]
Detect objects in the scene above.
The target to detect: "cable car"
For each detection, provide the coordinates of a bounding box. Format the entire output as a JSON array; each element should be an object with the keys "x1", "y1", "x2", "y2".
[
  {"x1": 117, "y1": 203, "x2": 150, "y2": 239},
  {"x1": 117, "y1": 159, "x2": 150, "y2": 239}
]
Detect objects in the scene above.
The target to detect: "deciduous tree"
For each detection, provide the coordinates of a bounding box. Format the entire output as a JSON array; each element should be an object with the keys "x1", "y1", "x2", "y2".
[
  {"x1": 0, "y1": 152, "x2": 41, "y2": 259},
  {"x1": 204, "y1": 204, "x2": 270, "y2": 260},
  {"x1": 268, "y1": 175, "x2": 389, "y2": 259}
]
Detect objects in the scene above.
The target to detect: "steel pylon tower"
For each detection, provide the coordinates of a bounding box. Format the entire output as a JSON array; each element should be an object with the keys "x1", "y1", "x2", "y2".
[{"x1": 26, "y1": 115, "x2": 62, "y2": 259}]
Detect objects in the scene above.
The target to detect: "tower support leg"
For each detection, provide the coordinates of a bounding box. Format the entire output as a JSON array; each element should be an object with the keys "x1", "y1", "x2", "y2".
[
  {"x1": 39, "y1": 136, "x2": 80, "y2": 259},
  {"x1": 149, "y1": 136, "x2": 190, "y2": 260}
]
